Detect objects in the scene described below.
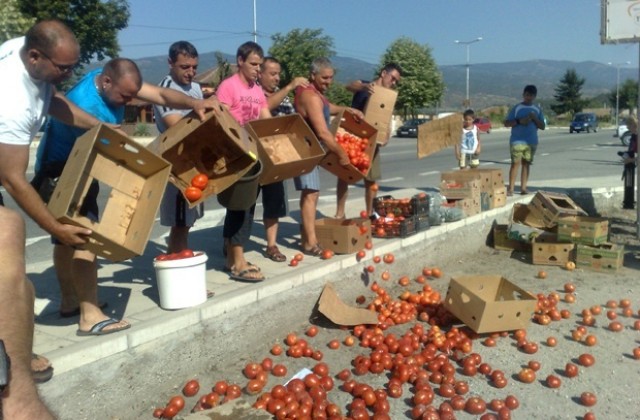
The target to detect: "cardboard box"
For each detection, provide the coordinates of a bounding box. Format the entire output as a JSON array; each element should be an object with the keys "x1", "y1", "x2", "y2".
[
  {"x1": 439, "y1": 179, "x2": 482, "y2": 200},
  {"x1": 443, "y1": 275, "x2": 537, "y2": 333},
  {"x1": 363, "y1": 86, "x2": 398, "y2": 146},
  {"x1": 48, "y1": 124, "x2": 171, "y2": 262},
  {"x1": 557, "y1": 215, "x2": 609, "y2": 245},
  {"x1": 318, "y1": 283, "x2": 378, "y2": 326},
  {"x1": 441, "y1": 168, "x2": 504, "y2": 194},
  {"x1": 245, "y1": 114, "x2": 325, "y2": 185},
  {"x1": 315, "y1": 218, "x2": 371, "y2": 254},
  {"x1": 148, "y1": 106, "x2": 258, "y2": 208},
  {"x1": 576, "y1": 243, "x2": 624, "y2": 272},
  {"x1": 322, "y1": 109, "x2": 378, "y2": 184},
  {"x1": 417, "y1": 113, "x2": 462, "y2": 159},
  {"x1": 490, "y1": 186, "x2": 507, "y2": 209},
  {"x1": 507, "y1": 203, "x2": 548, "y2": 242},
  {"x1": 492, "y1": 224, "x2": 531, "y2": 252},
  {"x1": 532, "y1": 240, "x2": 575, "y2": 266},
  {"x1": 529, "y1": 191, "x2": 587, "y2": 228},
  {"x1": 446, "y1": 196, "x2": 481, "y2": 217}
]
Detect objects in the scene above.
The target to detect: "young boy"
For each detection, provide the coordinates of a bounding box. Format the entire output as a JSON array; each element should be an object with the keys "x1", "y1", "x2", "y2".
[{"x1": 455, "y1": 109, "x2": 481, "y2": 169}]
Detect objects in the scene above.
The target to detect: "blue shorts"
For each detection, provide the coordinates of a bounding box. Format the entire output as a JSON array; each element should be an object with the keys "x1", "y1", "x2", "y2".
[
  {"x1": 294, "y1": 166, "x2": 320, "y2": 191},
  {"x1": 160, "y1": 183, "x2": 204, "y2": 227},
  {"x1": 52, "y1": 181, "x2": 100, "y2": 245}
]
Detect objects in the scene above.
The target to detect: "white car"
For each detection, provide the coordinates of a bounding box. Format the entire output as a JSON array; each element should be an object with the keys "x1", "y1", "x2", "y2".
[{"x1": 616, "y1": 124, "x2": 632, "y2": 146}]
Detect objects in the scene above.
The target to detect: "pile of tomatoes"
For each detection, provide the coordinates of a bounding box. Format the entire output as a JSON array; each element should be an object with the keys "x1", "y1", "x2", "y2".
[
  {"x1": 335, "y1": 130, "x2": 371, "y2": 173},
  {"x1": 154, "y1": 249, "x2": 199, "y2": 261},
  {"x1": 372, "y1": 214, "x2": 416, "y2": 238},
  {"x1": 184, "y1": 173, "x2": 209, "y2": 203}
]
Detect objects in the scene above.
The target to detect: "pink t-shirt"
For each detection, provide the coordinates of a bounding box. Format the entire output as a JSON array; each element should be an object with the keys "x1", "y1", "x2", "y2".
[{"x1": 215, "y1": 73, "x2": 267, "y2": 125}]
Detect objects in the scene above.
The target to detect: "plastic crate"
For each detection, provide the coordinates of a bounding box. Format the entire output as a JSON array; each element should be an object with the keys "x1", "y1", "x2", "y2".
[
  {"x1": 373, "y1": 194, "x2": 429, "y2": 218},
  {"x1": 372, "y1": 215, "x2": 418, "y2": 238}
]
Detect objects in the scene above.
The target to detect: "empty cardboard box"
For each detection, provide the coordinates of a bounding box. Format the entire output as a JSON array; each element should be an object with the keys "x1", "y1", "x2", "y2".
[
  {"x1": 443, "y1": 275, "x2": 537, "y2": 333},
  {"x1": 492, "y1": 224, "x2": 531, "y2": 252},
  {"x1": 148, "y1": 106, "x2": 258, "y2": 208},
  {"x1": 316, "y1": 218, "x2": 371, "y2": 254},
  {"x1": 441, "y1": 168, "x2": 504, "y2": 194},
  {"x1": 508, "y1": 203, "x2": 548, "y2": 242},
  {"x1": 245, "y1": 114, "x2": 325, "y2": 185},
  {"x1": 532, "y1": 239, "x2": 575, "y2": 266},
  {"x1": 363, "y1": 86, "x2": 398, "y2": 146},
  {"x1": 48, "y1": 124, "x2": 171, "y2": 262},
  {"x1": 529, "y1": 191, "x2": 587, "y2": 228},
  {"x1": 576, "y1": 243, "x2": 624, "y2": 273},
  {"x1": 557, "y1": 215, "x2": 609, "y2": 245},
  {"x1": 322, "y1": 109, "x2": 378, "y2": 184}
]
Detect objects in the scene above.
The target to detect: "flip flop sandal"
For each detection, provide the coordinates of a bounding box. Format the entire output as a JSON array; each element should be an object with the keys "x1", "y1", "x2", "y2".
[
  {"x1": 265, "y1": 246, "x2": 287, "y2": 262},
  {"x1": 59, "y1": 301, "x2": 108, "y2": 318},
  {"x1": 229, "y1": 267, "x2": 265, "y2": 283},
  {"x1": 31, "y1": 353, "x2": 54, "y2": 384},
  {"x1": 223, "y1": 262, "x2": 261, "y2": 272},
  {"x1": 302, "y1": 244, "x2": 324, "y2": 257},
  {"x1": 76, "y1": 318, "x2": 131, "y2": 336}
]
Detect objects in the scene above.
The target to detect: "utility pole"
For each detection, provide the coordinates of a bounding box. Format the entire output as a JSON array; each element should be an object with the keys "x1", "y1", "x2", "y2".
[{"x1": 454, "y1": 37, "x2": 482, "y2": 108}]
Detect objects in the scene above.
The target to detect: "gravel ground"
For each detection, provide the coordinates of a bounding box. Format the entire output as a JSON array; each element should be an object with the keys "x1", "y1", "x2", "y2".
[{"x1": 37, "y1": 208, "x2": 640, "y2": 420}]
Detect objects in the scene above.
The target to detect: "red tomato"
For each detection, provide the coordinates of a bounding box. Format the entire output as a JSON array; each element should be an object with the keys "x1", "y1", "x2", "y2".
[
  {"x1": 176, "y1": 249, "x2": 195, "y2": 259},
  {"x1": 155, "y1": 254, "x2": 170, "y2": 261},
  {"x1": 162, "y1": 405, "x2": 179, "y2": 419},
  {"x1": 182, "y1": 379, "x2": 200, "y2": 397},
  {"x1": 190, "y1": 173, "x2": 209, "y2": 190},
  {"x1": 360, "y1": 210, "x2": 368, "y2": 218},
  {"x1": 321, "y1": 249, "x2": 334, "y2": 260},
  {"x1": 184, "y1": 186, "x2": 202, "y2": 202}
]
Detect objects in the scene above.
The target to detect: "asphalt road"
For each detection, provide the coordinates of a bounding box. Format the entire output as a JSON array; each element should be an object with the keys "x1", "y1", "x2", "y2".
[{"x1": 4, "y1": 125, "x2": 628, "y2": 266}]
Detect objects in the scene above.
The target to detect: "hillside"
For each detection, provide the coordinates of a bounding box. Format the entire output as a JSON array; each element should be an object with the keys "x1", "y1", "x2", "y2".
[{"x1": 99, "y1": 52, "x2": 637, "y2": 110}]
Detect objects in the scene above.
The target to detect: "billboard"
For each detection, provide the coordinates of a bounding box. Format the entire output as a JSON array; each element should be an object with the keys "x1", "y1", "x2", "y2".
[{"x1": 602, "y1": 0, "x2": 640, "y2": 43}]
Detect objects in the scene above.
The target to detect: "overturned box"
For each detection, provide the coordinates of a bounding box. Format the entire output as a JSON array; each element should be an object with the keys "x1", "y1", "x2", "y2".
[
  {"x1": 443, "y1": 275, "x2": 537, "y2": 333},
  {"x1": 532, "y1": 239, "x2": 575, "y2": 266},
  {"x1": 508, "y1": 203, "x2": 548, "y2": 242},
  {"x1": 48, "y1": 124, "x2": 171, "y2": 262},
  {"x1": 576, "y1": 243, "x2": 624, "y2": 273},
  {"x1": 316, "y1": 218, "x2": 371, "y2": 254},
  {"x1": 492, "y1": 224, "x2": 531, "y2": 252},
  {"x1": 245, "y1": 114, "x2": 325, "y2": 185},
  {"x1": 323, "y1": 109, "x2": 378, "y2": 184},
  {"x1": 363, "y1": 86, "x2": 398, "y2": 146},
  {"x1": 529, "y1": 191, "x2": 587, "y2": 228},
  {"x1": 148, "y1": 106, "x2": 258, "y2": 208},
  {"x1": 557, "y1": 215, "x2": 609, "y2": 246}
]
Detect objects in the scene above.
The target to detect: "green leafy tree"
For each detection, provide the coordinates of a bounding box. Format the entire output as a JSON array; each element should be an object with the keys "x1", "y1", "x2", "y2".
[
  {"x1": 0, "y1": 0, "x2": 35, "y2": 42},
  {"x1": 610, "y1": 79, "x2": 638, "y2": 117},
  {"x1": 550, "y1": 68, "x2": 589, "y2": 116},
  {"x1": 17, "y1": 0, "x2": 129, "y2": 66},
  {"x1": 379, "y1": 37, "x2": 444, "y2": 118},
  {"x1": 326, "y1": 82, "x2": 352, "y2": 106},
  {"x1": 268, "y1": 28, "x2": 335, "y2": 86}
]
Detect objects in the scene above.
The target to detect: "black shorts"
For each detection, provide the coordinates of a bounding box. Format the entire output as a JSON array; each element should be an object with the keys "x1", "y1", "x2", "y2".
[{"x1": 258, "y1": 181, "x2": 287, "y2": 219}]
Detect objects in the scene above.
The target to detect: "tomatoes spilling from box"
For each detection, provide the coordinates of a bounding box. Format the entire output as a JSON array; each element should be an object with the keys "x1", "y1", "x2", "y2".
[
  {"x1": 184, "y1": 173, "x2": 209, "y2": 202},
  {"x1": 336, "y1": 131, "x2": 370, "y2": 173}
]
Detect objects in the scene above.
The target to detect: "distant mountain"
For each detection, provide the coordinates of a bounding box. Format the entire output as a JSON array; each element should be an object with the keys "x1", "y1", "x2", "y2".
[{"x1": 99, "y1": 52, "x2": 636, "y2": 110}]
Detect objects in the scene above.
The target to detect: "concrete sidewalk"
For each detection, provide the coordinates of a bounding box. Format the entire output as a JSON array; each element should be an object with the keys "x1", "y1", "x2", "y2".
[{"x1": 29, "y1": 174, "x2": 627, "y2": 376}]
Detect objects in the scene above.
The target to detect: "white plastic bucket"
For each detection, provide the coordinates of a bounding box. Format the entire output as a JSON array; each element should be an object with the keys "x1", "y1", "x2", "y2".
[{"x1": 153, "y1": 252, "x2": 208, "y2": 310}]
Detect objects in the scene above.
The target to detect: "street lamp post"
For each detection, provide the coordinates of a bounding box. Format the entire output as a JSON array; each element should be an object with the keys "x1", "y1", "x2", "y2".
[
  {"x1": 608, "y1": 61, "x2": 630, "y2": 129},
  {"x1": 455, "y1": 37, "x2": 483, "y2": 108}
]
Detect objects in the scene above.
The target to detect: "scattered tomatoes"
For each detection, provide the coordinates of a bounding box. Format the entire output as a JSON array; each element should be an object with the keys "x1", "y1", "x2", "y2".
[
  {"x1": 321, "y1": 249, "x2": 334, "y2": 260},
  {"x1": 182, "y1": 379, "x2": 200, "y2": 397},
  {"x1": 184, "y1": 186, "x2": 202, "y2": 202}
]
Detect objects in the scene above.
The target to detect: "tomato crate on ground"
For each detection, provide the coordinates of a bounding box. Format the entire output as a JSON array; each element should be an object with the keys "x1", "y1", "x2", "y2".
[
  {"x1": 374, "y1": 194, "x2": 429, "y2": 218},
  {"x1": 372, "y1": 215, "x2": 418, "y2": 238}
]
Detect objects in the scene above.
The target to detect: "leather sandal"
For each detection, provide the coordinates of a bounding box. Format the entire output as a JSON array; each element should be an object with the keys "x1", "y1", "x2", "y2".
[{"x1": 265, "y1": 245, "x2": 287, "y2": 262}]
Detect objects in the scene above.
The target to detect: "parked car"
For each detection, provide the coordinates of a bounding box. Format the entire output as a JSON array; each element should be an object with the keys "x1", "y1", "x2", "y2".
[
  {"x1": 474, "y1": 117, "x2": 492, "y2": 133},
  {"x1": 396, "y1": 118, "x2": 427, "y2": 138},
  {"x1": 569, "y1": 112, "x2": 598, "y2": 133}
]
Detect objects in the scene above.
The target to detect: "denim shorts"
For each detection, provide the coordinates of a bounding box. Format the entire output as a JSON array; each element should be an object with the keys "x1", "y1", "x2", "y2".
[
  {"x1": 294, "y1": 166, "x2": 320, "y2": 191},
  {"x1": 160, "y1": 183, "x2": 204, "y2": 227},
  {"x1": 52, "y1": 181, "x2": 100, "y2": 245}
]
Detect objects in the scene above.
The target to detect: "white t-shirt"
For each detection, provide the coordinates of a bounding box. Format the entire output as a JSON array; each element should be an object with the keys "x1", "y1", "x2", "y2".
[
  {"x1": 460, "y1": 125, "x2": 479, "y2": 155},
  {"x1": 0, "y1": 37, "x2": 54, "y2": 146}
]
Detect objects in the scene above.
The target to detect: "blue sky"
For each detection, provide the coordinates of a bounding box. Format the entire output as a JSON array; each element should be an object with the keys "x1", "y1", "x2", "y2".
[{"x1": 118, "y1": 0, "x2": 637, "y2": 67}]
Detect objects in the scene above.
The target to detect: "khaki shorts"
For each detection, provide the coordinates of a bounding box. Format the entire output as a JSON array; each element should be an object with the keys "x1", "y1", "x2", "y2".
[
  {"x1": 459, "y1": 153, "x2": 480, "y2": 169},
  {"x1": 510, "y1": 144, "x2": 537, "y2": 163},
  {"x1": 365, "y1": 146, "x2": 381, "y2": 181}
]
